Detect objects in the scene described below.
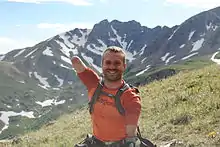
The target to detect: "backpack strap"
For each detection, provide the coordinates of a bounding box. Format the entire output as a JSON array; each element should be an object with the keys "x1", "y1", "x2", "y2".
[
  {"x1": 137, "y1": 126, "x2": 157, "y2": 147},
  {"x1": 137, "y1": 126, "x2": 142, "y2": 138},
  {"x1": 113, "y1": 83, "x2": 130, "y2": 115},
  {"x1": 89, "y1": 78, "x2": 138, "y2": 116},
  {"x1": 89, "y1": 78, "x2": 104, "y2": 114}
]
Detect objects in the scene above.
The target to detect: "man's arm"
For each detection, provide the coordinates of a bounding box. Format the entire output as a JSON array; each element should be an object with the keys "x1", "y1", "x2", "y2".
[
  {"x1": 71, "y1": 56, "x2": 100, "y2": 92},
  {"x1": 123, "y1": 89, "x2": 141, "y2": 137},
  {"x1": 71, "y1": 56, "x2": 87, "y2": 73},
  {"x1": 126, "y1": 125, "x2": 137, "y2": 137}
]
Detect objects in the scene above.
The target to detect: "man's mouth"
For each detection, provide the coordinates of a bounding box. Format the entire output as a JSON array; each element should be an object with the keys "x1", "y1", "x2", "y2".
[{"x1": 106, "y1": 70, "x2": 117, "y2": 74}]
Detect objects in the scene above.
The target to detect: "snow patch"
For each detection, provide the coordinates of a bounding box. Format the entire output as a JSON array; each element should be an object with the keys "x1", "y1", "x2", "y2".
[
  {"x1": 125, "y1": 51, "x2": 136, "y2": 62},
  {"x1": 181, "y1": 52, "x2": 198, "y2": 60},
  {"x1": 136, "y1": 65, "x2": 151, "y2": 76},
  {"x1": 111, "y1": 25, "x2": 128, "y2": 49},
  {"x1": 168, "y1": 27, "x2": 179, "y2": 40},
  {"x1": 59, "y1": 34, "x2": 75, "y2": 49},
  {"x1": 213, "y1": 25, "x2": 218, "y2": 31},
  {"x1": 25, "y1": 48, "x2": 38, "y2": 58},
  {"x1": 59, "y1": 34, "x2": 78, "y2": 55},
  {"x1": 33, "y1": 72, "x2": 50, "y2": 89},
  {"x1": 69, "y1": 29, "x2": 91, "y2": 47},
  {"x1": 191, "y1": 38, "x2": 204, "y2": 52},
  {"x1": 86, "y1": 39, "x2": 107, "y2": 55},
  {"x1": 0, "y1": 55, "x2": 5, "y2": 61},
  {"x1": 14, "y1": 49, "x2": 25, "y2": 58},
  {"x1": 211, "y1": 51, "x2": 220, "y2": 65},
  {"x1": 0, "y1": 111, "x2": 35, "y2": 134},
  {"x1": 139, "y1": 44, "x2": 147, "y2": 56},
  {"x1": 206, "y1": 22, "x2": 212, "y2": 30},
  {"x1": 161, "y1": 52, "x2": 170, "y2": 61},
  {"x1": 60, "y1": 64, "x2": 71, "y2": 69},
  {"x1": 87, "y1": 44, "x2": 103, "y2": 55},
  {"x1": 200, "y1": 33, "x2": 205, "y2": 37},
  {"x1": 141, "y1": 57, "x2": 147, "y2": 63},
  {"x1": 188, "y1": 30, "x2": 195, "y2": 41},
  {"x1": 166, "y1": 55, "x2": 176, "y2": 65},
  {"x1": 179, "y1": 44, "x2": 185, "y2": 48},
  {"x1": 127, "y1": 40, "x2": 133, "y2": 49},
  {"x1": 18, "y1": 80, "x2": 25, "y2": 84},
  {"x1": 55, "y1": 40, "x2": 71, "y2": 58},
  {"x1": 28, "y1": 72, "x2": 32, "y2": 78},
  {"x1": 54, "y1": 75, "x2": 64, "y2": 87},
  {"x1": 206, "y1": 22, "x2": 218, "y2": 31},
  {"x1": 42, "y1": 47, "x2": 53, "y2": 57},
  {"x1": 36, "y1": 99, "x2": 65, "y2": 107},
  {"x1": 6, "y1": 105, "x2": 11, "y2": 108},
  {"x1": 61, "y1": 55, "x2": 71, "y2": 65},
  {"x1": 97, "y1": 39, "x2": 107, "y2": 49}
]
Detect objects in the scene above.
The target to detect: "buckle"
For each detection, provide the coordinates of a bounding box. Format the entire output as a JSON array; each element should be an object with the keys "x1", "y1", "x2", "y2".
[{"x1": 103, "y1": 141, "x2": 115, "y2": 145}]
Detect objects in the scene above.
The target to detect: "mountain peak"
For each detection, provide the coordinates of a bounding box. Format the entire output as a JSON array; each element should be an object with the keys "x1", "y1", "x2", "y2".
[{"x1": 98, "y1": 19, "x2": 110, "y2": 25}]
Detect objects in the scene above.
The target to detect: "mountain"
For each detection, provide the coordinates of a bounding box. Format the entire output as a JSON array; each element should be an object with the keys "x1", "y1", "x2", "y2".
[{"x1": 0, "y1": 6, "x2": 220, "y2": 139}]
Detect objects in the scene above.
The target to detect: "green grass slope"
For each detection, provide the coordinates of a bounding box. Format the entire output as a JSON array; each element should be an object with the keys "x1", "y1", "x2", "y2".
[{"x1": 8, "y1": 64, "x2": 220, "y2": 147}]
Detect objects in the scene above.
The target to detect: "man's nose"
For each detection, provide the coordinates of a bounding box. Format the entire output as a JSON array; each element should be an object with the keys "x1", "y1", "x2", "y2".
[{"x1": 108, "y1": 63, "x2": 116, "y2": 69}]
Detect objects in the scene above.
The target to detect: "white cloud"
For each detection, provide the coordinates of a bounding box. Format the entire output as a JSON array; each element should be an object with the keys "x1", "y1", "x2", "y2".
[
  {"x1": 0, "y1": 37, "x2": 38, "y2": 54},
  {"x1": 37, "y1": 22, "x2": 94, "y2": 33},
  {"x1": 7, "y1": 0, "x2": 93, "y2": 6},
  {"x1": 165, "y1": 0, "x2": 220, "y2": 9}
]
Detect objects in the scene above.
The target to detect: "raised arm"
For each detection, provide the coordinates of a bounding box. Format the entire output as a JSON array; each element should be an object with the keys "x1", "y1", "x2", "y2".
[
  {"x1": 71, "y1": 56, "x2": 87, "y2": 73},
  {"x1": 71, "y1": 56, "x2": 100, "y2": 92}
]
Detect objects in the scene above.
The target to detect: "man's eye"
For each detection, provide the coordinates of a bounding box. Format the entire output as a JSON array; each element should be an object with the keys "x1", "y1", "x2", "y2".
[
  {"x1": 105, "y1": 61, "x2": 111, "y2": 65},
  {"x1": 114, "y1": 62, "x2": 121, "y2": 65}
]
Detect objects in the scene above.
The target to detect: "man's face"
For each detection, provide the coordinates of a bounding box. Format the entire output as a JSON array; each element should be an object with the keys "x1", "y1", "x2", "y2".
[{"x1": 102, "y1": 51, "x2": 126, "y2": 82}]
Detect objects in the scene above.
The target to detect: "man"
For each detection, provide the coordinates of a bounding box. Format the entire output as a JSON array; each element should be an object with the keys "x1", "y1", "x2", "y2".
[{"x1": 71, "y1": 46, "x2": 141, "y2": 147}]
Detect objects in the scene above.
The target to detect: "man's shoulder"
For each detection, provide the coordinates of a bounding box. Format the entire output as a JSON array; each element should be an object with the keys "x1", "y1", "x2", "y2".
[{"x1": 121, "y1": 83, "x2": 140, "y2": 98}]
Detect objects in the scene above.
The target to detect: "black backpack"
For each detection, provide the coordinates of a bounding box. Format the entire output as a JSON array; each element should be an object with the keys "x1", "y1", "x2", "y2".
[{"x1": 88, "y1": 78, "x2": 157, "y2": 147}]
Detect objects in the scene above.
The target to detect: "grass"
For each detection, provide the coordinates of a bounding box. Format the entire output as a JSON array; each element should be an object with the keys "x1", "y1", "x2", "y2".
[
  {"x1": 6, "y1": 64, "x2": 220, "y2": 147},
  {"x1": 138, "y1": 64, "x2": 220, "y2": 146}
]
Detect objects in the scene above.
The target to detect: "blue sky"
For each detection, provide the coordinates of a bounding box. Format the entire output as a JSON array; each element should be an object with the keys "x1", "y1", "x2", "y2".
[{"x1": 0, "y1": 0, "x2": 220, "y2": 54}]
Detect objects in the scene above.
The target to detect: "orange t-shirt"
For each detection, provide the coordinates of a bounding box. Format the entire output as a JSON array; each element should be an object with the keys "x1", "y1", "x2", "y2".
[{"x1": 78, "y1": 68, "x2": 141, "y2": 142}]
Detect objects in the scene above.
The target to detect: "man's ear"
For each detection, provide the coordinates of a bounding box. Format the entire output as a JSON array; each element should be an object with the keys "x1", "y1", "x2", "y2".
[
  {"x1": 101, "y1": 58, "x2": 104, "y2": 67},
  {"x1": 124, "y1": 63, "x2": 127, "y2": 69}
]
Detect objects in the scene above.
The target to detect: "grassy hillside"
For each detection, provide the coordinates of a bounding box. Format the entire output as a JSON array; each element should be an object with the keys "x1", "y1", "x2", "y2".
[{"x1": 6, "y1": 64, "x2": 220, "y2": 147}]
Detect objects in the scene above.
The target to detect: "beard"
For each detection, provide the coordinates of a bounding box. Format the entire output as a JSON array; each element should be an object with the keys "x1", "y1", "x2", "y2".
[{"x1": 103, "y1": 70, "x2": 122, "y2": 82}]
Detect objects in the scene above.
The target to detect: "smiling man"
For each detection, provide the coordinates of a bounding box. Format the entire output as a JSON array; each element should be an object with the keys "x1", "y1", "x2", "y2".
[{"x1": 72, "y1": 46, "x2": 141, "y2": 147}]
